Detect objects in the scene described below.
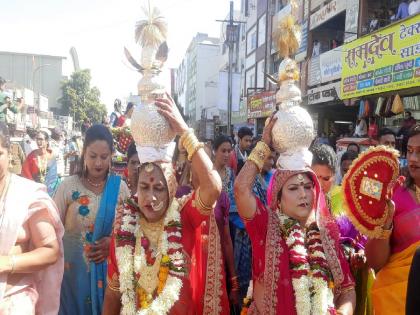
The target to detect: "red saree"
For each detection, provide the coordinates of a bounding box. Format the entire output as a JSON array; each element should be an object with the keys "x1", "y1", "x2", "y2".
[
  {"x1": 244, "y1": 170, "x2": 355, "y2": 314},
  {"x1": 108, "y1": 191, "x2": 229, "y2": 314}
]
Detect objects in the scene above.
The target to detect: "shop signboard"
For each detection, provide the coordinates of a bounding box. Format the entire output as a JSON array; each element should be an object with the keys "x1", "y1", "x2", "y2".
[
  {"x1": 296, "y1": 19, "x2": 308, "y2": 62},
  {"x1": 308, "y1": 56, "x2": 321, "y2": 86},
  {"x1": 320, "y1": 49, "x2": 342, "y2": 83},
  {"x1": 341, "y1": 14, "x2": 420, "y2": 100},
  {"x1": 307, "y1": 81, "x2": 341, "y2": 105},
  {"x1": 309, "y1": 0, "x2": 346, "y2": 31},
  {"x1": 247, "y1": 91, "x2": 276, "y2": 118}
]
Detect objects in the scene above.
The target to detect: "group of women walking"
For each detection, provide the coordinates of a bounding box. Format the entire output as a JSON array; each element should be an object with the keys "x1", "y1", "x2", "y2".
[{"x1": 0, "y1": 93, "x2": 419, "y2": 315}]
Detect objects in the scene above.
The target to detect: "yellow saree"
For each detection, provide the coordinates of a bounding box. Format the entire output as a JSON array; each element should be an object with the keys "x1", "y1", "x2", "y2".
[{"x1": 371, "y1": 241, "x2": 420, "y2": 315}]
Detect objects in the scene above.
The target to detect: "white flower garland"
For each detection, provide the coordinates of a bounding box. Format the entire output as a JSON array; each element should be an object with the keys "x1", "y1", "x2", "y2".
[
  {"x1": 117, "y1": 199, "x2": 184, "y2": 315},
  {"x1": 278, "y1": 213, "x2": 335, "y2": 315}
]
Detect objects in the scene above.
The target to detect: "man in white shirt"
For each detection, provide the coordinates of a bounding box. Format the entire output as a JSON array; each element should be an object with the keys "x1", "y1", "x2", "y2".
[
  {"x1": 409, "y1": 0, "x2": 420, "y2": 15},
  {"x1": 23, "y1": 127, "x2": 38, "y2": 156}
]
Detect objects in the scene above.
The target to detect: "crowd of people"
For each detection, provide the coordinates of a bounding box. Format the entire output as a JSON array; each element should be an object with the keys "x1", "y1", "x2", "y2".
[{"x1": 0, "y1": 93, "x2": 419, "y2": 315}]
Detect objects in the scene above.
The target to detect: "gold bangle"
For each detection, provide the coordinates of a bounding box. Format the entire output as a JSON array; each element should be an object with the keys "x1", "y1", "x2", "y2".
[
  {"x1": 247, "y1": 142, "x2": 271, "y2": 172},
  {"x1": 179, "y1": 128, "x2": 194, "y2": 148},
  {"x1": 376, "y1": 224, "x2": 393, "y2": 239},
  {"x1": 181, "y1": 129, "x2": 204, "y2": 161},
  {"x1": 193, "y1": 188, "x2": 214, "y2": 215}
]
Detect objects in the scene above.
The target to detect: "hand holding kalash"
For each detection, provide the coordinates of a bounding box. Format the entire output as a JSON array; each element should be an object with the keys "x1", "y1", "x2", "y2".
[
  {"x1": 235, "y1": 3, "x2": 357, "y2": 315},
  {"x1": 102, "y1": 3, "x2": 222, "y2": 315}
]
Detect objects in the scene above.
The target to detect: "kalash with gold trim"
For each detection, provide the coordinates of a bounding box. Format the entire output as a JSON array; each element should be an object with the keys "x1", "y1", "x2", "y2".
[{"x1": 125, "y1": 2, "x2": 176, "y2": 155}]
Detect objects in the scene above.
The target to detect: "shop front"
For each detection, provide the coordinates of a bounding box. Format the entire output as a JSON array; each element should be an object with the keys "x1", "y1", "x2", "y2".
[
  {"x1": 340, "y1": 13, "x2": 420, "y2": 135},
  {"x1": 247, "y1": 90, "x2": 276, "y2": 136}
]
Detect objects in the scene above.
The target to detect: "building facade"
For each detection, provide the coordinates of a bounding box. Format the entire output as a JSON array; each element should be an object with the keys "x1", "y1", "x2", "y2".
[
  {"x1": 0, "y1": 51, "x2": 66, "y2": 114},
  {"x1": 240, "y1": 0, "x2": 420, "y2": 140},
  {"x1": 174, "y1": 33, "x2": 221, "y2": 139}
]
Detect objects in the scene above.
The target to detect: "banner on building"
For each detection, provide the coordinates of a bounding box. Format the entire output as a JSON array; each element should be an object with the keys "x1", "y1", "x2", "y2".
[
  {"x1": 341, "y1": 14, "x2": 420, "y2": 100},
  {"x1": 320, "y1": 49, "x2": 342, "y2": 82},
  {"x1": 308, "y1": 56, "x2": 321, "y2": 86},
  {"x1": 310, "y1": 0, "x2": 346, "y2": 30},
  {"x1": 247, "y1": 91, "x2": 276, "y2": 118},
  {"x1": 296, "y1": 19, "x2": 309, "y2": 62},
  {"x1": 307, "y1": 81, "x2": 341, "y2": 105}
]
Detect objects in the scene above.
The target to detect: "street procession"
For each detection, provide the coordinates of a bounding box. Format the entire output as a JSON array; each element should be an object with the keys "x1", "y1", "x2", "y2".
[{"x1": 1, "y1": 0, "x2": 420, "y2": 314}]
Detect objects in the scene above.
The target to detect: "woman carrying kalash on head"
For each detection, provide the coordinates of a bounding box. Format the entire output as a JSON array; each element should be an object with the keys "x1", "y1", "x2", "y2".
[
  {"x1": 103, "y1": 94, "x2": 223, "y2": 314},
  {"x1": 234, "y1": 117, "x2": 356, "y2": 315}
]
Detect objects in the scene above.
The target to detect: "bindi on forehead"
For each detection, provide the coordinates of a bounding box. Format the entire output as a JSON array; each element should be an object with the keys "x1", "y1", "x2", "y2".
[{"x1": 149, "y1": 176, "x2": 155, "y2": 183}]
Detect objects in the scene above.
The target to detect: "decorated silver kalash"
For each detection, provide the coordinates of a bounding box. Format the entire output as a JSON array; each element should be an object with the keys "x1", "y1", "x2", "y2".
[
  {"x1": 268, "y1": 11, "x2": 315, "y2": 169},
  {"x1": 124, "y1": 3, "x2": 176, "y2": 159}
]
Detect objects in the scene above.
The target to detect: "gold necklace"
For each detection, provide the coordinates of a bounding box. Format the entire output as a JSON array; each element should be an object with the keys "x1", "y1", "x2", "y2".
[
  {"x1": 37, "y1": 154, "x2": 48, "y2": 183},
  {"x1": 136, "y1": 219, "x2": 164, "y2": 295},
  {"x1": 139, "y1": 217, "x2": 164, "y2": 249},
  {"x1": 86, "y1": 177, "x2": 105, "y2": 188}
]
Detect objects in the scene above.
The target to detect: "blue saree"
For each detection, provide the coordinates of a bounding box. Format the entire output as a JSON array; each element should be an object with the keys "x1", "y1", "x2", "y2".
[{"x1": 59, "y1": 175, "x2": 121, "y2": 315}]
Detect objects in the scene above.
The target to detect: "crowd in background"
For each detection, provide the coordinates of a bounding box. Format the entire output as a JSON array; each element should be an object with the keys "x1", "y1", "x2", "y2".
[{"x1": 0, "y1": 90, "x2": 420, "y2": 315}]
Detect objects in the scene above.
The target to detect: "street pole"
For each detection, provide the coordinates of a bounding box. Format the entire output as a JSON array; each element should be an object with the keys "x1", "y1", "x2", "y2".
[
  {"x1": 31, "y1": 64, "x2": 51, "y2": 113},
  {"x1": 217, "y1": 2, "x2": 245, "y2": 136},
  {"x1": 227, "y1": 1, "x2": 234, "y2": 136},
  {"x1": 31, "y1": 64, "x2": 51, "y2": 91}
]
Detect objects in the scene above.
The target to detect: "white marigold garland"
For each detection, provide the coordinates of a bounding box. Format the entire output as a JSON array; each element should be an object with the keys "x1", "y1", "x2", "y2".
[
  {"x1": 278, "y1": 212, "x2": 335, "y2": 315},
  {"x1": 117, "y1": 199, "x2": 184, "y2": 315}
]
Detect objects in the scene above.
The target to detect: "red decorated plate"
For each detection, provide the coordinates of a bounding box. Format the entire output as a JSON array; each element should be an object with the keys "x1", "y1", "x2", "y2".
[{"x1": 342, "y1": 146, "x2": 400, "y2": 238}]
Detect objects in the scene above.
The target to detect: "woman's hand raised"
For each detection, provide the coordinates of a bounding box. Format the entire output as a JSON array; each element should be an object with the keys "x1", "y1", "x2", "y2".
[{"x1": 155, "y1": 93, "x2": 189, "y2": 136}]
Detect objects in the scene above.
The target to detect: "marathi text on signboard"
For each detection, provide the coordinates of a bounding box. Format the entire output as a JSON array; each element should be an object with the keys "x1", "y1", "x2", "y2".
[
  {"x1": 307, "y1": 81, "x2": 341, "y2": 105},
  {"x1": 247, "y1": 91, "x2": 276, "y2": 118},
  {"x1": 341, "y1": 14, "x2": 420, "y2": 100}
]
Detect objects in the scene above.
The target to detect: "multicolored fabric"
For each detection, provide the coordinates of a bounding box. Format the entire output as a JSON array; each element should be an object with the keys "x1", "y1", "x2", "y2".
[
  {"x1": 21, "y1": 150, "x2": 60, "y2": 196},
  {"x1": 55, "y1": 175, "x2": 129, "y2": 315},
  {"x1": 342, "y1": 146, "x2": 400, "y2": 238}
]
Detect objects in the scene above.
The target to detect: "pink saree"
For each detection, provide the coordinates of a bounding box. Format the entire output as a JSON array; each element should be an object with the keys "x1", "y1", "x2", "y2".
[{"x1": 0, "y1": 175, "x2": 64, "y2": 315}]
